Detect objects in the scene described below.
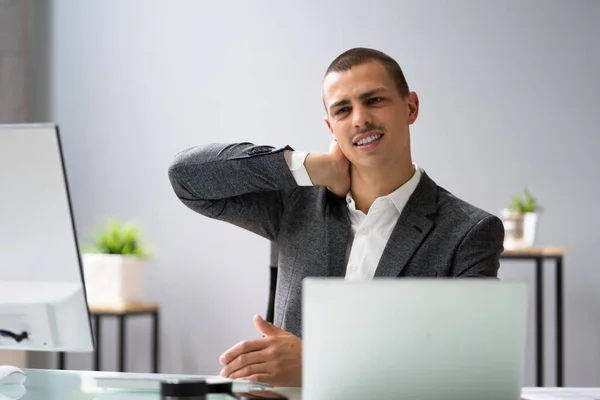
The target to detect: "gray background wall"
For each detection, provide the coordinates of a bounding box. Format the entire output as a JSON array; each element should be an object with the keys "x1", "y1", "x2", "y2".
[
  {"x1": 27, "y1": 0, "x2": 599, "y2": 387},
  {"x1": 0, "y1": 0, "x2": 29, "y2": 368},
  {"x1": 0, "y1": 0, "x2": 29, "y2": 123}
]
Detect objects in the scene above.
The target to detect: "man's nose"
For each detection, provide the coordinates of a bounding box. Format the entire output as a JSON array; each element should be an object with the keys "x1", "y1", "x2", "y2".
[{"x1": 352, "y1": 105, "x2": 372, "y2": 129}]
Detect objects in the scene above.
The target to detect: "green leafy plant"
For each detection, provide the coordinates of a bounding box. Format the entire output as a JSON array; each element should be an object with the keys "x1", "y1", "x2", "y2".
[
  {"x1": 508, "y1": 188, "x2": 542, "y2": 213},
  {"x1": 81, "y1": 219, "x2": 152, "y2": 258}
]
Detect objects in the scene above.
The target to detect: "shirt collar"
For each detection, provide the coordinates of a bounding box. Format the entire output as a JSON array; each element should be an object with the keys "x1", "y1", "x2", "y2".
[{"x1": 345, "y1": 164, "x2": 422, "y2": 213}]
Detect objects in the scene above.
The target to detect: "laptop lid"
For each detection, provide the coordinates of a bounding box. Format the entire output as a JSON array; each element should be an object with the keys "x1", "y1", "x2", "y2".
[{"x1": 302, "y1": 278, "x2": 527, "y2": 400}]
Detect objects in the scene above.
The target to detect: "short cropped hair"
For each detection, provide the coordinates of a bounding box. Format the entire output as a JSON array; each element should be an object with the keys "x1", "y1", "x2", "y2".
[{"x1": 324, "y1": 47, "x2": 410, "y2": 98}]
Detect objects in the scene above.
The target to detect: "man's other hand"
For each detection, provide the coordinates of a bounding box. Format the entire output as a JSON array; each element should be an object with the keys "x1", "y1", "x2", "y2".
[
  {"x1": 219, "y1": 315, "x2": 302, "y2": 387},
  {"x1": 304, "y1": 140, "x2": 351, "y2": 197}
]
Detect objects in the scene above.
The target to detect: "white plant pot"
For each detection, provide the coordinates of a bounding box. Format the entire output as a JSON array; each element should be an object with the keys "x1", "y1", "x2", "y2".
[
  {"x1": 81, "y1": 253, "x2": 144, "y2": 307},
  {"x1": 500, "y1": 209, "x2": 524, "y2": 250},
  {"x1": 500, "y1": 209, "x2": 539, "y2": 249},
  {"x1": 522, "y1": 212, "x2": 538, "y2": 247}
]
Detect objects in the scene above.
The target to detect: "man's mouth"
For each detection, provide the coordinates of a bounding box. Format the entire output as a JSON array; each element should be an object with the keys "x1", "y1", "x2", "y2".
[{"x1": 354, "y1": 133, "x2": 383, "y2": 146}]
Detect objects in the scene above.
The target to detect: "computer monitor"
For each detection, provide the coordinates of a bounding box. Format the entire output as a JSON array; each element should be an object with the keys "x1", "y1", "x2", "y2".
[{"x1": 0, "y1": 124, "x2": 94, "y2": 360}]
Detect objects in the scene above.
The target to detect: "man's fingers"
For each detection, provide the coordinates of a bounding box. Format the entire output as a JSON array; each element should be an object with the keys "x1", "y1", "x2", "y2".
[
  {"x1": 227, "y1": 362, "x2": 271, "y2": 380},
  {"x1": 220, "y1": 338, "x2": 268, "y2": 366},
  {"x1": 220, "y1": 349, "x2": 267, "y2": 377},
  {"x1": 254, "y1": 314, "x2": 287, "y2": 337},
  {"x1": 237, "y1": 374, "x2": 273, "y2": 385}
]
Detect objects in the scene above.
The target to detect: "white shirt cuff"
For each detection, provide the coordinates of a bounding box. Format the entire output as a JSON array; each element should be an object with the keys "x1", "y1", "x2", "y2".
[{"x1": 284, "y1": 150, "x2": 313, "y2": 186}]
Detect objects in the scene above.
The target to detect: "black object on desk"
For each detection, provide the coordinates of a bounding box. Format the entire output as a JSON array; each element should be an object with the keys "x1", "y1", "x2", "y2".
[
  {"x1": 58, "y1": 302, "x2": 160, "y2": 373},
  {"x1": 161, "y1": 378, "x2": 207, "y2": 399}
]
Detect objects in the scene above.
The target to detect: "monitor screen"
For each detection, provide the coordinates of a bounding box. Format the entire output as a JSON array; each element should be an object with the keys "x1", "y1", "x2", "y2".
[{"x1": 0, "y1": 124, "x2": 93, "y2": 352}]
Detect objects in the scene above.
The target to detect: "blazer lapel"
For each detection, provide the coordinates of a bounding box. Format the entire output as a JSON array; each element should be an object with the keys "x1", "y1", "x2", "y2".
[
  {"x1": 374, "y1": 170, "x2": 438, "y2": 278},
  {"x1": 326, "y1": 193, "x2": 350, "y2": 277}
]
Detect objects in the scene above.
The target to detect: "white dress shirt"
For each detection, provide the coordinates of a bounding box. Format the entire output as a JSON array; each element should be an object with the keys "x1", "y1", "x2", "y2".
[{"x1": 284, "y1": 150, "x2": 422, "y2": 280}]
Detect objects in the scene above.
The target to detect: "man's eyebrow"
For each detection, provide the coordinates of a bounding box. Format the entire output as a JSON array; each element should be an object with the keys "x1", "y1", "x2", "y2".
[
  {"x1": 358, "y1": 87, "x2": 387, "y2": 100},
  {"x1": 328, "y1": 87, "x2": 389, "y2": 113}
]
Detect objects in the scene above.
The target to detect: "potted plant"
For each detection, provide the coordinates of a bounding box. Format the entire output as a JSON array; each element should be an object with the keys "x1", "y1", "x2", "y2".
[
  {"x1": 501, "y1": 188, "x2": 542, "y2": 248},
  {"x1": 80, "y1": 219, "x2": 152, "y2": 307}
]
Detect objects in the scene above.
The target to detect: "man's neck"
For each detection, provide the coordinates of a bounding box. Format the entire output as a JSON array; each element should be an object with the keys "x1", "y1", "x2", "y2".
[{"x1": 350, "y1": 160, "x2": 416, "y2": 214}]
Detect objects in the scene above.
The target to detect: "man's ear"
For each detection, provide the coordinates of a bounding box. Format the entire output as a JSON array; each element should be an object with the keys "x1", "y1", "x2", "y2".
[
  {"x1": 324, "y1": 116, "x2": 333, "y2": 134},
  {"x1": 407, "y1": 92, "x2": 420, "y2": 124}
]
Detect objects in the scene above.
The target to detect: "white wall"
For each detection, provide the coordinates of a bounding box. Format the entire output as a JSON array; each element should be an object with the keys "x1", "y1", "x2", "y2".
[{"x1": 30, "y1": 0, "x2": 600, "y2": 386}]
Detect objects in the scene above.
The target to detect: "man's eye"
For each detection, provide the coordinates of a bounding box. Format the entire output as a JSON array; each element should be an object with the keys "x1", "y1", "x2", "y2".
[
  {"x1": 368, "y1": 97, "x2": 383, "y2": 104},
  {"x1": 336, "y1": 107, "x2": 350, "y2": 115}
]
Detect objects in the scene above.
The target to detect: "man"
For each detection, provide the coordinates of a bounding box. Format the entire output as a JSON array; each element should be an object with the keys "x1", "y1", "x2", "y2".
[{"x1": 168, "y1": 47, "x2": 504, "y2": 387}]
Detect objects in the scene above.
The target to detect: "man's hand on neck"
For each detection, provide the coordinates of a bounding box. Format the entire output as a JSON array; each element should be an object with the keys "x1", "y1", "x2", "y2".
[
  {"x1": 304, "y1": 140, "x2": 351, "y2": 197},
  {"x1": 303, "y1": 142, "x2": 416, "y2": 213},
  {"x1": 351, "y1": 160, "x2": 416, "y2": 214}
]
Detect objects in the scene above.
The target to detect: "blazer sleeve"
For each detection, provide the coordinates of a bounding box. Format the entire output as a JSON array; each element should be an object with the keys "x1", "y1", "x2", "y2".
[
  {"x1": 167, "y1": 142, "x2": 299, "y2": 241},
  {"x1": 451, "y1": 215, "x2": 505, "y2": 278}
]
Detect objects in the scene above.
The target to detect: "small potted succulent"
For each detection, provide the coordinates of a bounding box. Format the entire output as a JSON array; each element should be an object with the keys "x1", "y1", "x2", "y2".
[
  {"x1": 501, "y1": 188, "x2": 542, "y2": 249},
  {"x1": 80, "y1": 219, "x2": 152, "y2": 306}
]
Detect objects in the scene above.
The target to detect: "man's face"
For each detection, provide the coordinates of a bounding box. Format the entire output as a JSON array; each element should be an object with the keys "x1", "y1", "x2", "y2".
[{"x1": 323, "y1": 61, "x2": 419, "y2": 171}]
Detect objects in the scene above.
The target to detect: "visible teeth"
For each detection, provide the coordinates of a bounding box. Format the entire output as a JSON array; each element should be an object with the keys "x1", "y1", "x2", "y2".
[{"x1": 356, "y1": 134, "x2": 382, "y2": 146}]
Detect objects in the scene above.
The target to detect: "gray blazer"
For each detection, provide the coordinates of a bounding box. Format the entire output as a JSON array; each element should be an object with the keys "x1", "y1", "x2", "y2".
[{"x1": 168, "y1": 142, "x2": 505, "y2": 337}]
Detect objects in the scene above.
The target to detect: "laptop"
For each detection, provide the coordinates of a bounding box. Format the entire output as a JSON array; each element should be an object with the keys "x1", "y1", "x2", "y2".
[{"x1": 302, "y1": 278, "x2": 528, "y2": 400}]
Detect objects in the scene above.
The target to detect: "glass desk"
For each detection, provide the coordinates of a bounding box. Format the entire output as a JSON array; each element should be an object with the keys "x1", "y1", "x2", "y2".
[
  {"x1": 3, "y1": 369, "x2": 595, "y2": 400},
  {"x1": 0, "y1": 369, "x2": 301, "y2": 400}
]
